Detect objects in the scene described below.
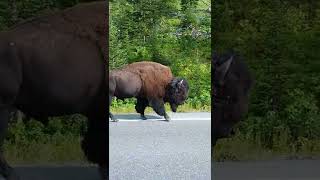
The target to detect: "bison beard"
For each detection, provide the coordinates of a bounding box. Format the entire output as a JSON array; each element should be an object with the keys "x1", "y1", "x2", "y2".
[
  {"x1": 0, "y1": 2, "x2": 108, "y2": 180},
  {"x1": 109, "y1": 61, "x2": 189, "y2": 122}
]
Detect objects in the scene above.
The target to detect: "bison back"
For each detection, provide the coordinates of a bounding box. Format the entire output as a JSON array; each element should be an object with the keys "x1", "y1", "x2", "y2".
[{"x1": 123, "y1": 61, "x2": 173, "y2": 99}]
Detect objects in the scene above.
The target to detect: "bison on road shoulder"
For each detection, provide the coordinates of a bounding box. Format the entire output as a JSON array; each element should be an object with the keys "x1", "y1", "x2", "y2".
[{"x1": 109, "y1": 61, "x2": 189, "y2": 122}]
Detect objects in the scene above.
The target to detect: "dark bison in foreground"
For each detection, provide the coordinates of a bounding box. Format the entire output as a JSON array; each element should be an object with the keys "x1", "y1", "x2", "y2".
[
  {"x1": 109, "y1": 61, "x2": 189, "y2": 122},
  {"x1": 212, "y1": 50, "x2": 254, "y2": 147},
  {"x1": 0, "y1": 2, "x2": 107, "y2": 179}
]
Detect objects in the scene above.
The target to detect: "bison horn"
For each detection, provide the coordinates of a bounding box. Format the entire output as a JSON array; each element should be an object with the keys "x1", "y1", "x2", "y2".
[
  {"x1": 217, "y1": 56, "x2": 233, "y2": 85},
  {"x1": 178, "y1": 79, "x2": 184, "y2": 86}
]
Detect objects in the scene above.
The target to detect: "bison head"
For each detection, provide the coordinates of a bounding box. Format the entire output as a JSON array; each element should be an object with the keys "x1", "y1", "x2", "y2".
[
  {"x1": 165, "y1": 78, "x2": 189, "y2": 112},
  {"x1": 213, "y1": 50, "x2": 254, "y2": 146}
]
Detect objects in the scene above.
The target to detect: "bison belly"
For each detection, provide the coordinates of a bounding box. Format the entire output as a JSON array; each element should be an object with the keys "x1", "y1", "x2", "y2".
[{"x1": 113, "y1": 72, "x2": 142, "y2": 99}]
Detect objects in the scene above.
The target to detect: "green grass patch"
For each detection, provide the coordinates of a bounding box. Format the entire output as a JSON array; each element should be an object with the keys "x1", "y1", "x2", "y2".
[
  {"x1": 4, "y1": 116, "x2": 88, "y2": 164},
  {"x1": 110, "y1": 98, "x2": 211, "y2": 113},
  {"x1": 4, "y1": 134, "x2": 86, "y2": 165},
  {"x1": 214, "y1": 131, "x2": 320, "y2": 162}
]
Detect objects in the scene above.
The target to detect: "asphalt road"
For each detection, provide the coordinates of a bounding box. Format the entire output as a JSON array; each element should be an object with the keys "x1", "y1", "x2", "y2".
[
  {"x1": 214, "y1": 159, "x2": 320, "y2": 180},
  {"x1": 109, "y1": 112, "x2": 211, "y2": 180},
  {"x1": 1, "y1": 165, "x2": 100, "y2": 180}
]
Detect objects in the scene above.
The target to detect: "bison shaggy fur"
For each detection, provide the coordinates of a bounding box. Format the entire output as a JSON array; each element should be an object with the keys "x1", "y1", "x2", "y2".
[
  {"x1": 212, "y1": 50, "x2": 254, "y2": 147},
  {"x1": 0, "y1": 2, "x2": 108, "y2": 179},
  {"x1": 109, "y1": 61, "x2": 189, "y2": 121}
]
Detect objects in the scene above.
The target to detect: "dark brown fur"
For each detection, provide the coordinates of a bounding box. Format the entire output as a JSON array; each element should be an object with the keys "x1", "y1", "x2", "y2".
[
  {"x1": 109, "y1": 61, "x2": 189, "y2": 121},
  {"x1": 123, "y1": 61, "x2": 173, "y2": 98},
  {"x1": 0, "y1": 2, "x2": 107, "y2": 179},
  {"x1": 212, "y1": 50, "x2": 254, "y2": 147}
]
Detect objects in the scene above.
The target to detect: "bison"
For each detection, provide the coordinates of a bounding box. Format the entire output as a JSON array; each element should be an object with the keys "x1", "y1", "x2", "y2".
[
  {"x1": 0, "y1": 2, "x2": 108, "y2": 180},
  {"x1": 109, "y1": 61, "x2": 189, "y2": 122},
  {"x1": 212, "y1": 50, "x2": 254, "y2": 147}
]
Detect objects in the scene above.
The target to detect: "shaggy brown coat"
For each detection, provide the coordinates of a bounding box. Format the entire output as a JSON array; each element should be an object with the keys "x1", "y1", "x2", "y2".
[
  {"x1": 122, "y1": 61, "x2": 173, "y2": 98},
  {"x1": 0, "y1": 2, "x2": 108, "y2": 179}
]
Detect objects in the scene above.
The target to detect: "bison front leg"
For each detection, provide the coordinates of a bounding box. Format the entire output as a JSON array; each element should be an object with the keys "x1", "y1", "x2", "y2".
[
  {"x1": 135, "y1": 98, "x2": 149, "y2": 120},
  {"x1": 0, "y1": 108, "x2": 19, "y2": 180},
  {"x1": 149, "y1": 98, "x2": 171, "y2": 121}
]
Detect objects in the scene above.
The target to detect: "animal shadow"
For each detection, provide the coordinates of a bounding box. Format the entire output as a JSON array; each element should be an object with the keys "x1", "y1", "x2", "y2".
[{"x1": 110, "y1": 114, "x2": 164, "y2": 121}]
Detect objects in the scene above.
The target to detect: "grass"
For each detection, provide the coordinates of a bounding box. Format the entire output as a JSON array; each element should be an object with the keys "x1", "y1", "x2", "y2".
[
  {"x1": 110, "y1": 98, "x2": 211, "y2": 113},
  {"x1": 4, "y1": 117, "x2": 88, "y2": 165},
  {"x1": 214, "y1": 131, "x2": 320, "y2": 162},
  {"x1": 4, "y1": 135, "x2": 86, "y2": 165}
]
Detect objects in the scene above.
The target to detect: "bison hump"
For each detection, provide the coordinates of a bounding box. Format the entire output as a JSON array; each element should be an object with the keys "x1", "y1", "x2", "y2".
[{"x1": 123, "y1": 61, "x2": 173, "y2": 98}]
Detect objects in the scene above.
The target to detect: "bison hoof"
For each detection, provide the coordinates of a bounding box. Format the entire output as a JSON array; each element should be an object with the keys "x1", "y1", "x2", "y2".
[
  {"x1": 164, "y1": 116, "x2": 171, "y2": 122},
  {"x1": 111, "y1": 119, "x2": 119, "y2": 122},
  {"x1": 140, "y1": 115, "x2": 147, "y2": 120}
]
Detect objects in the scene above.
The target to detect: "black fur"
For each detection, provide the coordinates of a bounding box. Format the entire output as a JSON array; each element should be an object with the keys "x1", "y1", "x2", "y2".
[
  {"x1": 164, "y1": 77, "x2": 189, "y2": 112},
  {"x1": 212, "y1": 50, "x2": 254, "y2": 147}
]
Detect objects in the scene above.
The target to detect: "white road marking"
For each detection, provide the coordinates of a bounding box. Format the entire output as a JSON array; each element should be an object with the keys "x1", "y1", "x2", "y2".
[
  {"x1": 109, "y1": 112, "x2": 211, "y2": 122},
  {"x1": 109, "y1": 118, "x2": 211, "y2": 122}
]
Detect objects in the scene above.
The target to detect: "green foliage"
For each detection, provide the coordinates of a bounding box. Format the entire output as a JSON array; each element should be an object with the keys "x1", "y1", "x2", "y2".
[
  {"x1": 0, "y1": 0, "x2": 100, "y2": 29},
  {"x1": 110, "y1": 0, "x2": 211, "y2": 109},
  {"x1": 7, "y1": 115, "x2": 86, "y2": 145},
  {"x1": 214, "y1": 0, "x2": 320, "y2": 155},
  {"x1": 6, "y1": 115, "x2": 86, "y2": 163}
]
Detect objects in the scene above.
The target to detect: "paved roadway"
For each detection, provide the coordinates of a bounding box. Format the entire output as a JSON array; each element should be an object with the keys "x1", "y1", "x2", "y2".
[
  {"x1": 8, "y1": 159, "x2": 320, "y2": 180},
  {"x1": 109, "y1": 112, "x2": 211, "y2": 180},
  {"x1": 1, "y1": 165, "x2": 100, "y2": 180},
  {"x1": 214, "y1": 159, "x2": 320, "y2": 180}
]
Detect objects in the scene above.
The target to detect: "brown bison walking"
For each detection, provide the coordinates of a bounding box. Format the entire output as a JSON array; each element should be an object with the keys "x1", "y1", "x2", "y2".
[
  {"x1": 0, "y1": 2, "x2": 107, "y2": 179},
  {"x1": 109, "y1": 61, "x2": 189, "y2": 122},
  {"x1": 212, "y1": 50, "x2": 254, "y2": 147}
]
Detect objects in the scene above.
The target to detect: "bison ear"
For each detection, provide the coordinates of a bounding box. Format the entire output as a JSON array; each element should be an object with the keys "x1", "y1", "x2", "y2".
[{"x1": 216, "y1": 56, "x2": 233, "y2": 85}]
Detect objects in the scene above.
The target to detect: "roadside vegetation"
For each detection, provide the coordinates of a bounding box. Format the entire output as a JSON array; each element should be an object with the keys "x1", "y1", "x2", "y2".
[
  {"x1": 6, "y1": 115, "x2": 86, "y2": 164},
  {"x1": 213, "y1": 0, "x2": 320, "y2": 160},
  {"x1": 109, "y1": 0, "x2": 211, "y2": 112}
]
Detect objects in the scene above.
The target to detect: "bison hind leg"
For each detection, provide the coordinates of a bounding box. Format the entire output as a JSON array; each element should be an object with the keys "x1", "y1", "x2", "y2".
[
  {"x1": 0, "y1": 108, "x2": 20, "y2": 180},
  {"x1": 109, "y1": 112, "x2": 118, "y2": 122},
  {"x1": 109, "y1": 95, "x2": 118, "y2": 122},
  {"x1": 135, "y1": 98, "x2": 148, "y2": 120},
  {"x1": 0, "y1": 84, "x2": 20, "y2": 179},
  {"x1": 149, "y1": 98, "x2": 171, "y2": 121}
]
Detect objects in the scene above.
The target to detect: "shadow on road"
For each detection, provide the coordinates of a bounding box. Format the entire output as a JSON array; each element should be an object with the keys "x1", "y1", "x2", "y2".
[{"x1": 112, "y1": 114, "x2": 162, "y2": 120}]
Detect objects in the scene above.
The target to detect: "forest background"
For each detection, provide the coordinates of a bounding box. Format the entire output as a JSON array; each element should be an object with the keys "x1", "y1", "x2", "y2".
[{"x1": 109, "y1": 0, "x2": 211, "y2": 113}]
